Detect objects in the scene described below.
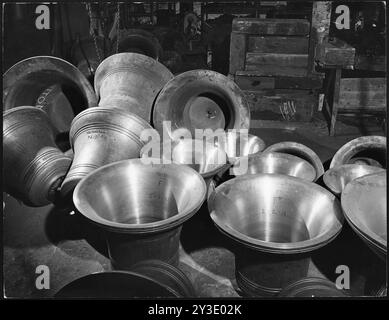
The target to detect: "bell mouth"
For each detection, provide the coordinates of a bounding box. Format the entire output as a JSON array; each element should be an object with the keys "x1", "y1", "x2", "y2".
[
  {"x1": 232, "y1": 152, "x2": 317, "y2": 182},
  {"x1": 323, "y1": 164, "x2": 385, "y2": 195},
  {"x1": 341, "y1": 171, "x2": 387, "y2": 252},
  {"x1": 73, "y1": 159, "x2": 206, "y2": 234},
  {"x1": 140, "y1": 139, "x2": 229, "y2": 178},
  {"x1": 209, "y1": 174, "x2": 344, "y2": 254}
]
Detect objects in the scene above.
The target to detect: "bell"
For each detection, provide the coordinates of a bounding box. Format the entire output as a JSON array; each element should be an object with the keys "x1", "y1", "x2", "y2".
[
  {"x1": 232, "y1": 152, "x2": 317, "y2": 182},
  {"x1": 330, "y1": 136, "x2": 387, "y2": 169},
  {"x1": 3, "y1": 106, "x2": 72, "y2": 206},
  {"x1": 56, "y1": 260, "x2": 195, "y2": 298},
  {"x1": 208, "y1": 174, "x2": 343, "y2": 296},
  {"x1": 323, "y1": 164, "x2": 385, "y2": 196},
  {"x1": 264, "y1": 142, "x2": 324, "y2": 181},
  {"x1": 73, "y1": 159, "x2": 206, "y2": 269},
  {"x1": 94, "y1": 53, "x2": 173, "y2": 123},
  {"x1": 152, "y1": 70, "x2": 251, "y2": 138},
  {"x1": 3, "y1": 56, "x2": 97, "y2": 134},
  {"x1": 60, "y1": 107, "x2": 153, "y2": 196},
  {"x1": 113, "y1": 29, "x2": 162, "y2": 60},
  {"x1": 341, "y1": 171, "x2": 387, "y2": 260}
]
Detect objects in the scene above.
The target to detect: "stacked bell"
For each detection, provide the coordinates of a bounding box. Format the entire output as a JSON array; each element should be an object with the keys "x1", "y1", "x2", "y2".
[{"x1": 3, "y1": 106, "x2": 72, "y2": 206}]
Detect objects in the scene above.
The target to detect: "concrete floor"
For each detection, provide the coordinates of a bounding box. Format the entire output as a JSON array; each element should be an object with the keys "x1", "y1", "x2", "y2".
[{"x1": 3, "y1": 117, "x2": 386, "y2": 298}]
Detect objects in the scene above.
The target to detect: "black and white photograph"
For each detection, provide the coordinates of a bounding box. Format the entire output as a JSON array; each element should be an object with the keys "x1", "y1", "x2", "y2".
[{"x1": 1, "y1": 0, "x2": 387, "y2": 308}]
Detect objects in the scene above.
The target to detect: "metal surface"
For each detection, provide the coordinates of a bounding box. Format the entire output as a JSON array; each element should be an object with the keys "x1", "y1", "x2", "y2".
[
  {"x1": 60, "y1": 107, "x2": 153, "y2": 196},
  {"x1": 94, "y1": 53, "x2": 173, "y2": 123},
  {"x1": 3, "y1": 106, "x2": 72, "y2": 206},
  {"x1": 323, "y1": 164, "x2": 385, "y2": 196},
  {"x1": 264, "y1": 141, "x2": 325, "y2": 181},
  {"x1": 341, "y1": 171, "x2": 387, "y2": 258},
  {"x1": 73, "y1": 159, "x2": 206, "y2": 268},
  {"x1": 3, "y1": 56, "x2": 97, "y2": 133},
  {"x1": 153, "y1": 69, "x2": 251, "y2": 138},
  {"x1": 277, "y1": 277, "x2": 348, "y2": 297},
  {"x1": 232, "y1": 152, "x2": 317, "y2": 182},
  {"x1": 330, "y1": 136, "x2": 387, "y2": 169},
  {"x1": 140, "y1": 139, "x2": 229, "y2": 179},
  {"x1": 209, "y1": 174, "x2": 344, "y2": 254},
  {"x1": 211, "y1": 131, "x2": 266, "y2": 164},
  {"x1": 113, "y1": 29, "x2": 162, "y2": 59}
]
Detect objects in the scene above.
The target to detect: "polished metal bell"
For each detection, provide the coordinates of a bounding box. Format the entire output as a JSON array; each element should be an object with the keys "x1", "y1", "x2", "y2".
[
  {"x1": 73, "y1": 159, "x2": 206, "y2": 269},
  {"x1": 152, "y1": 69, "x2": 251, "y2": 138},
  {"x1": 94, "y1": 53, "x2": 173, "y2": 123},
  {"x1": 330, "y1": 135, "x2": 387, "y2": 169},
  {"x1": 264, "y1": 141, "x2": 324, "y2": 181},
  {"x1": 3, "y1": 106, "x2": 72, "y2": 206},
  {"x1": 323, "y1": 164, "x2": 385, "y2": 196},
  {"x1": 3, "y1": 56, "x2": 97, "y2": 133},
  {"x1": 60, "y1": 107, "x2": 153, "y2": 196},
  {"x1": 113, "y1": 29, "x2": 162, "y2": 60},
  {"x1": 341, "y1": 171, "x2": 387, "y2": 260}
]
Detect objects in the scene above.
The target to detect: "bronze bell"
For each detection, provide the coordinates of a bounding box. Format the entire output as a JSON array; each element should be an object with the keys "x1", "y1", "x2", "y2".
[
  {"x1": 3, "y1": 56, "x2": 97, "y2": 134},
  {"x1": 94, "y1": 53, "x2": 173, "y2": 123},
  {"x1": 60, "y1": 107, "x2": 153, "y2": 196},
  {"x1": 112, "y1": 29, "x2": 163, "y2": 60},
  {"x1": 3, "y1": 106, "x2": 72, "y2": 206},
  {"x1": 152, "y1": 69, "x2": 251, "y2": 138}
]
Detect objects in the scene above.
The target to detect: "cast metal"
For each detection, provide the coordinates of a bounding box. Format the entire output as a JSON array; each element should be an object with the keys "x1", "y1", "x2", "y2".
[
  {"x1": 152, "y1": 69, "x2": 251, "y2": 138},
  {"x1": 60, "y1": 107, "x2": 153, "y2": 196},
  {"x1": 208, "y1": 174, "x2": 344, "y2": 254},
  {"x1": 94, "y1": 53, "x2": 173, "y2": 123},
  {"x1": 73, "y1": 159, "x2": 206, "y2": 269},
  {"x1": 264, "y1": 142, "x2": 324, "y2": 181},
  {"x1": 341, "y1": 171, "x2": 387, "y2": 259},
  {"x1": 330, "y1": 136, "x2": 387, "y2": 169},
  {"x1": 231, "y1": 152, "x2": 316, "y2": 182},
  {"x1": 3, "y1": 56, "x2": 97, "y2": 133},
  {"x1": 323, "y1": 164, "x2": 385, "y2": 196},
  {"x1": 3, "y1": 106, "x2": 72, "y2": 206}
]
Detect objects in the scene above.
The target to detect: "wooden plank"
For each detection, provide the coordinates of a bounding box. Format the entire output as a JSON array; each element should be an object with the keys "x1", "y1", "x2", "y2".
[
  {"x1": 246, "y1": 53, "x2": 308, "y2": 67},
  {"x1": 229, "y1": 32, "x2": 247, "y2": 75},
  {"x1": 315, "y1": 38, "x2": 355, "y2": 67},
  {"x1": 330, "y1": 68, "x2": 341, "y2": 136},
  {"x1": 355, "y1": 55, "x2": 386, "y2": 72},
  {"x1": 232, "y1": 18, "x2": 310, "y2": 35},
  {"x1": 247, "y1": 36, "x2": 309, "y2": 54},
  {"x1": 340, "y1": 78, "x2": 386, "y2": 92},
  {"x1": 240, "y1": 66, "x2": 308, "y2": 77},
  {"x1": 234, "y1": 74, "x2": 323, "y2": 90},
  {"x1": 244, "y1": 89, "x2": 317, "y2": 121}
]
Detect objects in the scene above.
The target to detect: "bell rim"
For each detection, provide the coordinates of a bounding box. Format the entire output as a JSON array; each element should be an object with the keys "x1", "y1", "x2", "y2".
[{"x1": 73, "y1": 159, "x2": 207, "y2": 234}]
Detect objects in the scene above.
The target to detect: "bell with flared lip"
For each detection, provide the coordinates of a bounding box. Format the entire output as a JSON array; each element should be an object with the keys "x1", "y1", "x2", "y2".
[
  {"x1": 60, "y1": 107, "x2": 153, "y2": 197},
  {"x1": 3, "y1": 106, "x2": 72, "y2": 206},
  {"x1": 3, "y1": 56, "x2": 97, "y2": 134},
  {"x1": 341, "y1": 171, "x2": 387, "y2": 260},
  {"x1": 94, "y1": 53, "x2": 173, "y2": 123},
  {"x1": 140, "y1": 138, "x2": 230, "y2": 182},
  {"x1": 323, "y1": 164, "x2": 385, "y2": 196},
  {"x1": 264, "y1": 141, "x2": 324, "y2": 181},
  {"x1": 330, "y1": 135, "x2": 386, "y2": 169},
  {"x1": 73, "y1": 159, "x2": 206, "y2": 269},
  {"x1": 231, "y1": 152, "x2": 316, "y2": 182}
]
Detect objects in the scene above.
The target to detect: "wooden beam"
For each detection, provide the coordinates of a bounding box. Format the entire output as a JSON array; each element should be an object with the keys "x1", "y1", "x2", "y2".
[
  {"x1": 229, "y1": 32, "x2": 247, "y2": 75},
  {"x1": 232, "y1": 18, "x2": 310, "y2": 35},
  {"x1": 247, "y1": 36, "x2": 309, "y2": 54},
  {"x1": 315, "y1": 38, "x2": 355, "y2": 68}
]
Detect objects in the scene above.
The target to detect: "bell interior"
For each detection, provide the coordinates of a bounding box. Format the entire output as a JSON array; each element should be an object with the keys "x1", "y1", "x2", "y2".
[{"x1": 213, "y1": 132, "x2": 264, "y2": 159}]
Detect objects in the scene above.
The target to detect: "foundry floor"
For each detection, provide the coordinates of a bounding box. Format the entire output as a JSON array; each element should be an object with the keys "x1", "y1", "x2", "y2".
[{"x1": 3, "y1": 116, "x2": 386, "y2": 298}]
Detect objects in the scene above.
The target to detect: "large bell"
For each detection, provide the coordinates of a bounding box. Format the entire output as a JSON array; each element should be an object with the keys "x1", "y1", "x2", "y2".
[
  {"x1": 94, "y1": 53, "x2": 173, "y2": 123},
  {"x1": 264, "y1": 142, "x2": 324, "y2": 181},
  {"x1": 341, "y1": 171, "x2": 387, "y2": 260},
  {"x1": 60, "y1": 107, "x2": 153, "y2": 196},
  {"x1": 3, "y1": 106, "x2": 72, "y2": 206},
  {"x1": 152, "y1": 70, "x2": 251, "y2": 138},
  {"x1": 73, "y1": 159, "x2": 206, "y2": 269},
  {"x1": 330, "y1": 136, "x2": 387, "y2": 169},
  {"x1": 323, "y1": 164, "x2": 385, "y2": 196},
  {"x1": 3, "y1": 56, "x2": 97, "y2": 134},
  {"x1": 56, "y1": 260, "x2": 195, "y2": 298},
  {"x1": 232, "y1": 152, "x2": 317, "y2": 182},
  {"x1": 112, "y1": 29, "x2": 162, "y2": 60}
]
